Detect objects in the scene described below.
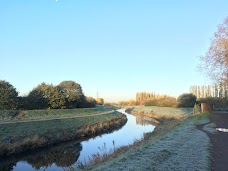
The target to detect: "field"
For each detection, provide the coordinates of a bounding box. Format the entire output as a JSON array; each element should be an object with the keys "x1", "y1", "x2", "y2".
[
  {"x1": 0, "y1": 111, "x2": 121, "y2": 143},
  {"x1": 90, "y1": 111, "x2": 211, "y2": 171},
  {"x1": 0, "y1": 106, "x2": 116, "y2": 122},
  {"x1": 130, "y1": 106, "x2": 193, "y2": 120},
  {"x1": 0, "y1": 106, "x2": 126, "y2": 156}
]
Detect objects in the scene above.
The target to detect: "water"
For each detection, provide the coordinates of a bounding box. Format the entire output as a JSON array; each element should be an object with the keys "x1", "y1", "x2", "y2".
[{"x1": 1, "y1": 109, "x2": 155, "y2": 171}]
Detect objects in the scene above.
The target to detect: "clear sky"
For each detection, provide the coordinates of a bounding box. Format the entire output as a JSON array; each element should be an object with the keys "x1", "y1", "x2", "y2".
[{"x1": 0, "y1": 1, "x2": 228, "y2": 102}]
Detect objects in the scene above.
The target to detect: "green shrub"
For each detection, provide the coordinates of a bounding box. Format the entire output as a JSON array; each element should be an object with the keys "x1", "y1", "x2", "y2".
[
  {"x1": 177, "y1": 93, "x2": 196, "y2": 107},
  {"x1": 193, "y1": 104, "x2": 201, "y2": 114}
]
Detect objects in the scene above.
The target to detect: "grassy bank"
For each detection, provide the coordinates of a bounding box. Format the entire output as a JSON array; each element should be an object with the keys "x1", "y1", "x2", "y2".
[
  {"x1": 128, "y1": 106, "x2": 193, "y2": 120},
  {"x1": 85, "y1": 109, "x2": 211, "y2": 171},
  {"x1": 0, "y1": 107, "x2": 127, "y2": 157},
  {"x1": 0, "y1": 106, "x2": 117, "y2": 122}
]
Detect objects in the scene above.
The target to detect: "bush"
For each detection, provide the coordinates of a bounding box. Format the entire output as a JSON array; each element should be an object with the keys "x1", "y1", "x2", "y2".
[
  {"x1": 193, "y1": 104, "x2": 201, "y2": 114},
  {"x1": 77, "y1": 102, "x2": 96, "y2": 108},
  {"x1": 177, "y1": 93, "x2": 196, "y2": 107},
  {"x1": 144, "y1": 96, "x2": 177, "y2": 107}
]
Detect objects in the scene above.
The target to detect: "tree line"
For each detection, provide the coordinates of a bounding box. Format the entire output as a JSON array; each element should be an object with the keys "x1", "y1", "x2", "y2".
[
  {"x1": 116, "y1": 92, "x2": 197, "y2": 108},
  {"x1": 190, "y1": 84, "x2": 228, "y2": 108},
  {"x1": 136, "y1": 92, "x2": 178, "y2": 107},
  {"x1": 0, "y1": 80, "x2": 97, "y2": 110},
  {"x1": 189, "y1": 83, "x2": 228, "y2": 99}
]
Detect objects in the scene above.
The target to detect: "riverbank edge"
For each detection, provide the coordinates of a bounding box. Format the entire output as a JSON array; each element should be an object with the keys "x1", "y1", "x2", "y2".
[
  {"x1": 83, "y1": 109, "x2": 211, "y2": 171},
  {"x1": 79, "y1": 108, "x2": 182, "y2": 170},
  {"x1": 125, "y1": 108, "x2": 161, "y2": 124},
  {"x1": 0, "y1": 114, "x2": 127, "y2": 157}
]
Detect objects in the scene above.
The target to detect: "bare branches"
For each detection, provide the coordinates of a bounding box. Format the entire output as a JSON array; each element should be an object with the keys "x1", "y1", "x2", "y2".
[{"x1": 199, "y1": 17, "x2": 228, "y2": 84}]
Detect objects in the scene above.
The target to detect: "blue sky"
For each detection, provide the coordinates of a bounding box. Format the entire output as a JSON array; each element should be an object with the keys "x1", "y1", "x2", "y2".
[{"x1": 1, "y1": 1, "x2": 228, "y2": 102}]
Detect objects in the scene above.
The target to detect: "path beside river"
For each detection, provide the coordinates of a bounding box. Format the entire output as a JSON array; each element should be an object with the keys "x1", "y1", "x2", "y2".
[{"x1": 208, "y1": 111, "x2": 228, "y2": 171}]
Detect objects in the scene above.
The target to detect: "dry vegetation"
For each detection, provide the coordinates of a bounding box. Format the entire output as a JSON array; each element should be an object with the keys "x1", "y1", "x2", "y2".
[{"x1": 136, "y1": 92, "x2": 178, "y2": 107}]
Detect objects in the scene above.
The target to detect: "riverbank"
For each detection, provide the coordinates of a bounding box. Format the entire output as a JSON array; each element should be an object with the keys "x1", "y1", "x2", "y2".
[
  {"x1": 126, "y1": 106, "x2": 193, "y2": 121},
  {"x1": 0, "y1": 107, "x2": 127, "y2": 157},
  {"x1": 85, "y1": 107, "x2": 211, "y2": 171},
  {"x1": 0, "y1": 106, "x2": 117, "y2": 122}
]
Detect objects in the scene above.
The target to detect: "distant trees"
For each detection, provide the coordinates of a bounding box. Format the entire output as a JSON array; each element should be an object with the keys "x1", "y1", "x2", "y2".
[
  {"x1": 177, "y1": 93, "x2": 196, "y2": 107},
  {"x1": 27, "y1": 81, "x2": 93, "y2": 109},
  {"x1": 136, "y1": 92, "x2": 177, "y2": 107},
  {"x1": 26, "y1": 83, "x2": 66, "y2": 109},
  {"x1": 78, "y1": 96, "x2": 96, "y2": 108},
  {"x1": 0, "y1": 80, "x2": 18, "y2": 110},
  {"x1": 59, "y1": 81, "x2": 85, "y2": 108},
  {"x1": 199, "y1": 17, "x2": 228, "y2": 84},
  {"x1": 96, "y1": 98, "x2": 104, "y2": 105},
  {"x1": 117, "y1": 101, "x2": 131, "y2": 106},
  {"x1": 190, "y1": 83, "x2": 228, "y2": 99},
  {"x1": 144, "y1": 96, "x2": 177, "y2": 107},
  {"x1": 0, "y1": 80, "x2": 96, "y2": 110},
  {"x1": 190, "y1": 84, "x2": 228, "y2": 108},
  {"x1": 117, "y1": 100, "x2": 139, "y2": 107},
  {"x1": 27, "y1": 86, "x2": 49, "y2": 109},
  {"x1": 136, "y1": 92, "x2": 156, "y2": 102},
  {"x1": 86, "y1": 96, "x2": 96, "y2": 105}
]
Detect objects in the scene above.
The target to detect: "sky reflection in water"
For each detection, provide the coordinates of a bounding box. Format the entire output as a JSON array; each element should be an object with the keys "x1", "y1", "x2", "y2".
[{"x1": 5, "y1": 109, "x2": 155, "y2": 171}]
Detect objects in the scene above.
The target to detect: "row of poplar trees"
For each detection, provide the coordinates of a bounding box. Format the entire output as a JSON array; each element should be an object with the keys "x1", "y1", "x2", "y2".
[
  {"x1": 136, "y1": 92, "x2": 158, "y2": 101},
  {"x1": 0, "y1": 80, "x2": 96, "y2": 110},
  {"x1": 189, "y1": 83, "x2": 228, "y2": 99}
]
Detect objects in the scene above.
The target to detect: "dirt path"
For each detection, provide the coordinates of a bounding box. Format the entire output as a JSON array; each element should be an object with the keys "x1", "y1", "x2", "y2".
[
  {"x1": 0, "y1": 110, "x2": 114, "y2": 125},
  {"x1": 208, "y1": 111, "x2": 228, "y2": 171}
]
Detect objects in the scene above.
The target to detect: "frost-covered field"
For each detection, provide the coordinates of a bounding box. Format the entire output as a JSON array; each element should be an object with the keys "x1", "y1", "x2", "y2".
[
  {"x1": 91, "y1": 112, "x2": 211, "y2": 171},
  {"x1": 132, "y1": 106, "x2": 193, "y2": 119}
]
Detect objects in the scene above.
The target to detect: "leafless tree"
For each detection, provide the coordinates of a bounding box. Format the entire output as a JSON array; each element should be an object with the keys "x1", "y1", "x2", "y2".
[{"x1": 199, "y1": 17, "x2": 228, "y2": 84}]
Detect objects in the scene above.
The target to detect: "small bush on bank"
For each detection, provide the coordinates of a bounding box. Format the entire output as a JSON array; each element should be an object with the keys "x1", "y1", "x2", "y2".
[{"x1": 193, "y1": 104, "x2": 201, "y2": 114}]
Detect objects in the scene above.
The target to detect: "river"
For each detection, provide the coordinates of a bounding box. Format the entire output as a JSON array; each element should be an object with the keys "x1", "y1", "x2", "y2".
[{"x1": 0, "y1": 109, "x2": 155, "y2": 171}]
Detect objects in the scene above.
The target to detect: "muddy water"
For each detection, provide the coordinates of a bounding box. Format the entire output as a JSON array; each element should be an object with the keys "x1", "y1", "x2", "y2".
[{"x1": 1, "y1": 109, "x2": 155, "y2": 171}]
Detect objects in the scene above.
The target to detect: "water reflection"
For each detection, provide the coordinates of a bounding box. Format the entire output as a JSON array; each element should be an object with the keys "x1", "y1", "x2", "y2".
[
  {"x1": 25, "y1": 141, "x2": 81, "y2": 168},
  {"x1": 135, "y1": 114, "x2": 154, "y2": 126},
  {"x1": 0, "y1": 109, "x2": 155, "y2": 171},
  {"x1": 0, "y1": 141, "x2": 82, "y2": 171}
]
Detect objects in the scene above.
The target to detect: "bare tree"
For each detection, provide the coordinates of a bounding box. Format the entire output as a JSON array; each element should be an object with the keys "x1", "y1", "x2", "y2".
[
  {"x1": 207, "y1": 85, "x2": 211, "y2": 97},
  {"x1": 201, "y1": 85, "x2": 205, "y2": 98},
  {"x1": 197, "y1": 85, "x2": 201, "y2": 98},
  {"x1": 199, "y1": 17, "x2": 228, "y2": 84}
]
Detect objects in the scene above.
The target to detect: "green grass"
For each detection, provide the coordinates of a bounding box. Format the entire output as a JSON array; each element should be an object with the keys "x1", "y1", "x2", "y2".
[
  {"x1": 0, "y1": 106, "x2": 117, "y2": 122},
  {"x1": 89, "y1": 112, "x2": 211, "y2": 171},
  {"x1": 0, "y1": 111, "x2": 121, "y2": 145}
]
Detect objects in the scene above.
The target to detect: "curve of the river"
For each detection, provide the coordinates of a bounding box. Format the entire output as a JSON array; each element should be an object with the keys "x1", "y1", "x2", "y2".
[{"x1": 1, "y1": 109, "x2": 155, "y2": 171}]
